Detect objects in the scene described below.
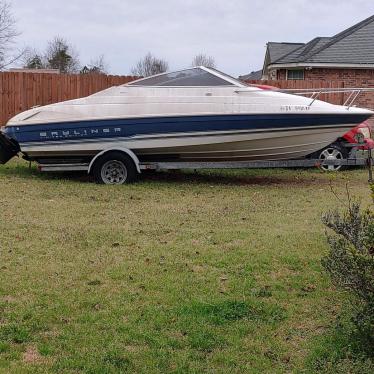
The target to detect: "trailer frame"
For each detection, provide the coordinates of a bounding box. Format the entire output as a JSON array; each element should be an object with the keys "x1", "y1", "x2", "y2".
[{"x1": 36, "y1": 142, "x2": 374, "y2": 183}]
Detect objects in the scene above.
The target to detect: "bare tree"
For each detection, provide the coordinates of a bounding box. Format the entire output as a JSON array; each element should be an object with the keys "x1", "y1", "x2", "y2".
[
  {"x1": 0, "y1": 1, "x2": 23, "y2": 70},
  {"x1": 191, "y1": 54, "x2": 216, "y2": 68},
  {"x1": 131, "y1": 52, "x2": 168, "y2": 77},
  {"x1": 80, "y1": 55, "x2": 108, "y2": 74},
  {"x1": 45, "y1": 36, "x2": 80, "y2": 73}
]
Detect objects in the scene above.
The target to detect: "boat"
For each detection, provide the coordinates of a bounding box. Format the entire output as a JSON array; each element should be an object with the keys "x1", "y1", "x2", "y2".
[{"x1": 0, "y1": 66, "x2": 372, "y2": 176}]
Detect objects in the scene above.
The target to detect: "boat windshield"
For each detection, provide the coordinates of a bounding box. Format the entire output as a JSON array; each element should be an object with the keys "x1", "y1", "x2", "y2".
[{"x1": 127, "y1": 67, "x2": 244, "y2": 87}]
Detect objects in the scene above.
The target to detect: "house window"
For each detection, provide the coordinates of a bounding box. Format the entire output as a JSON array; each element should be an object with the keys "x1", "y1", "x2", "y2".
[{"x1": 286, "y1": 69, "x2": 304, "y2": 80}]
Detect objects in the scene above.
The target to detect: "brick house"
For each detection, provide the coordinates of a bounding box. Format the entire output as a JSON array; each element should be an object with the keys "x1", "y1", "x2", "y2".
[
  {"x1": 261, "y1": 15, "x2": 374, "y2": 83},
  {"x1": 245, "y1": 14, "x2": 374, "y2": 122}
]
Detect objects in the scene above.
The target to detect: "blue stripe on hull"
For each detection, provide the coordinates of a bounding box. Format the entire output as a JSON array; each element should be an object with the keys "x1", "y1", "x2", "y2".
[{"x1": 4, "y1": 113, "x2": 369, "y2": 144}]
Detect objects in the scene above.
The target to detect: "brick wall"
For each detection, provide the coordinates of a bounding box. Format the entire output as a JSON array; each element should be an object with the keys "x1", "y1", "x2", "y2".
[
  {"x1": 276, "y1": 68, "x2": 374, "y2": 82},
  {"x1": 274, "y1": 68, "x2": 374, "y2": 111},
  {"x1": 305, "y1": 68, "x2": 374, "y2": 82}
]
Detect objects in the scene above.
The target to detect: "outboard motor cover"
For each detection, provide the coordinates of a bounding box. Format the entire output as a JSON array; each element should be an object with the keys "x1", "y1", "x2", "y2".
[{"x1": 0, "y1": 131, "x2": 19, "y2": 164}]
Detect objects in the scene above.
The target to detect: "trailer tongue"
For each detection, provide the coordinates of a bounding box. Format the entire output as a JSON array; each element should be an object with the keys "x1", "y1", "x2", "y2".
[{"x1": 0, "y1": 132, "x2": 19, "y2": 164}]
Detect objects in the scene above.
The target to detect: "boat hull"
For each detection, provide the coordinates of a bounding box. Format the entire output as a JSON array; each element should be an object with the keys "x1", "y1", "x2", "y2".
[
  {"x1": 3, "y1": 113, "x2": 371, "y2": 163},
  {"x1": 15, "y1": 125, "x2": 356, "y2": 162}
]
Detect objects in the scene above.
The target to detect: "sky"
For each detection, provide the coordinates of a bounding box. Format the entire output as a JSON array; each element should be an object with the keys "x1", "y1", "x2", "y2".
[{"x1": 9, "y1": 0, "x2": 374, "y2": 76}]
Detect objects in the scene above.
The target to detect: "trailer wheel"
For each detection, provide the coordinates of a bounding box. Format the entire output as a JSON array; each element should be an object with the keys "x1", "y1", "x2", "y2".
[
  {"x1": 317, "y1": 143, "x2": 349, "y2": 172},
  {"x1": 92, "y1": 151, "x2": 138, "y2": 184}
]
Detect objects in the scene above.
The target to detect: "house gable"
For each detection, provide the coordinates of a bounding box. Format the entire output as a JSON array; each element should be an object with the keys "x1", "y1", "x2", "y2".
[
  {"x1": 274, "y1": 37, "x2": 331, "y2": 64},
  {"x1": 267, "y1": 14, "x2": 374, "y2": 73},
  {"x1": 262, "y1": 42, "x2": 303, "y2": 78}
]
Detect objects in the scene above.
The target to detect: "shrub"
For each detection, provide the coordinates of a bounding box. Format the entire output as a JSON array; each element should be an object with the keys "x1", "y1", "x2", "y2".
[{"x1": 322, "y1": 201, "x2": 374, "y2": 350}]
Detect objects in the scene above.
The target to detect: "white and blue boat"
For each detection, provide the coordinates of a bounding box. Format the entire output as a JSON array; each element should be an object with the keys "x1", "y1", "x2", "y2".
[{"x1": 0, "y1": 67, "x2": 372, "y2": 182}]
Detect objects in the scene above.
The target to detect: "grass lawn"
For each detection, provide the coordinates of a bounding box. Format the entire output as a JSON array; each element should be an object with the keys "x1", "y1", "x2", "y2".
[{"x1": 0, "y1": 159, "x2": 373, "y2": 373}]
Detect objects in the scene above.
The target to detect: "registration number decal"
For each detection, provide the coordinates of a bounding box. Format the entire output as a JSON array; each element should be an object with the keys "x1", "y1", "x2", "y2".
[{"x1": 280, "y1": 105, "x2": 311, "y2": 112}]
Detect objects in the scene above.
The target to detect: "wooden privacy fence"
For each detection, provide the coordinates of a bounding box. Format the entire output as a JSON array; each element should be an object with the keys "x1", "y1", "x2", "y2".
[
  {"x1": 1, "y1": 72, "x2": 374, "y2": 126},
  {"x1": 0, "y1": 72, "x2": 137, "y2": 125}
]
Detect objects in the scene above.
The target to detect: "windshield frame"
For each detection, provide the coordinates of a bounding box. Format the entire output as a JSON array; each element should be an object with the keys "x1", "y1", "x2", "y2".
[{"x1": 124, "y1": 66, "x2": 247, "y2": 88}]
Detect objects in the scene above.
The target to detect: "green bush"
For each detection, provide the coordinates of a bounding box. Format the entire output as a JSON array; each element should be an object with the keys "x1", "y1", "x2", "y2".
[{"x1": 322, "y1": 201, "x2": 374, "y2": 350}]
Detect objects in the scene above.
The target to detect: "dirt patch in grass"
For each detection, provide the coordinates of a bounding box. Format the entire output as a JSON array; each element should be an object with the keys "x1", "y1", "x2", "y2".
[{"x1": 22, "y1": 345, "x2": 43, "y2": 364}]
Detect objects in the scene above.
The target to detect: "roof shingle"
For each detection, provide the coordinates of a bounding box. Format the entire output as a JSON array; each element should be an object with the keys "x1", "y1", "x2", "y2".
[
  {"x1": 267, "y1": 42, "x2": 304, "y2": 63},
  {"x1": 269, "y1": 14, "x2": 374, "y2": 66},
  {"x1": 239, "y1": 70, "x2": 263, "y2": 80}
]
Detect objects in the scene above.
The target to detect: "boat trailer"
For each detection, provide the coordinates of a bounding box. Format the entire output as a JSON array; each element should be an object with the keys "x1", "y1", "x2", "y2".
[{"x1": 36, "y1": 143, "x2": 374, "y2": 183}]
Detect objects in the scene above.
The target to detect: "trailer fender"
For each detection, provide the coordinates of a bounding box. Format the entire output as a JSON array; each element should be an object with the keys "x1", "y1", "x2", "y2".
[{"x1": 88, "y1": 148, "x2": 141, "y2": 174}]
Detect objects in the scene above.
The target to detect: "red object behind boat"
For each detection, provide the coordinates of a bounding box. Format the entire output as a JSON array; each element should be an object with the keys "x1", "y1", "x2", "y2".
[{"x1": 343, "y1": 121, "x2": 374, "y2": 149}]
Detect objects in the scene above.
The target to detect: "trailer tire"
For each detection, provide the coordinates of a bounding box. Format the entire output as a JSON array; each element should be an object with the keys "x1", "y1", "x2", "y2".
[
  {"x1": 92, "y1": 151, "x2": 138, "y2": 184},
  {"x1": 314, "y1": 143, "x2": 349, "y2": 171}
]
